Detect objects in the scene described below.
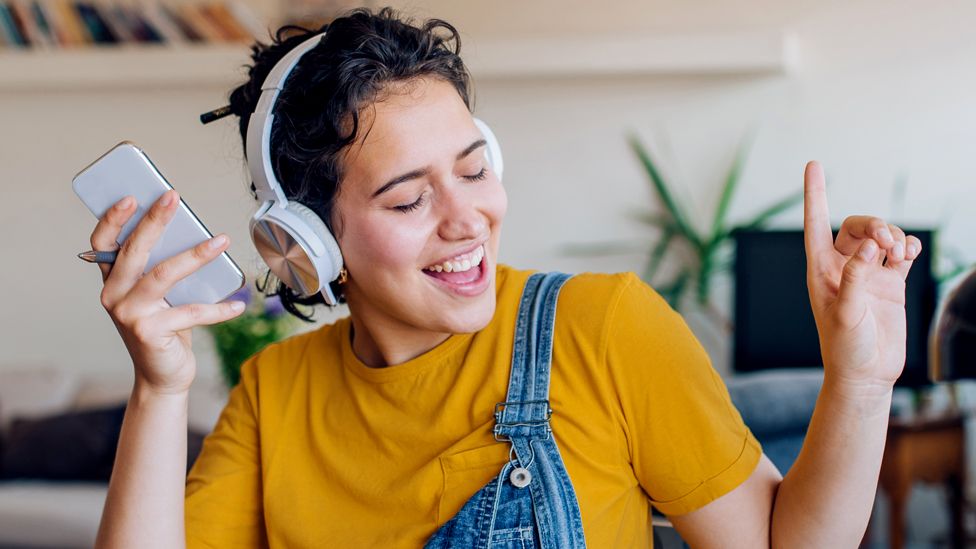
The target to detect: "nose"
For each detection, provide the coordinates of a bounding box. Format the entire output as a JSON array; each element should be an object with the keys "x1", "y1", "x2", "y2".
[{"x1": 436, "y1": 183, "x2": 487, "y2": 242}]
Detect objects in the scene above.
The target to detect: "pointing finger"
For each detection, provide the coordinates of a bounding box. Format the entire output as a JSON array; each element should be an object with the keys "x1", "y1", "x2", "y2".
[{"x1": 804, "y1": 161, "x2": 834, "y2": 269}]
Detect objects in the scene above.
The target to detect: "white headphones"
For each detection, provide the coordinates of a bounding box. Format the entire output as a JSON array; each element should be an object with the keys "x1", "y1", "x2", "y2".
[{"x1": 245, "y1": 32, "x2": 504, "y2": 305}]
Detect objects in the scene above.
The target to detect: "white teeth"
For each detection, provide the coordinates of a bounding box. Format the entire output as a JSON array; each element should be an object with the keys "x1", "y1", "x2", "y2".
[{"x1": 424, "y1": 245, "x2": 485, "y2": 273}]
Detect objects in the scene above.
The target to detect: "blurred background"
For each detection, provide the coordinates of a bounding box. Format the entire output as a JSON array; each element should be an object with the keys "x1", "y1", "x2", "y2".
[{"x1": 0, "y1": 0, "x2": 974, "y2": 547}]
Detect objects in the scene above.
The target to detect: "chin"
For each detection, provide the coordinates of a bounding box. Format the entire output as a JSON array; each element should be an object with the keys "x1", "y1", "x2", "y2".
[{"x1": 435, "y1": 295, "x2": 497, "y2": 334}]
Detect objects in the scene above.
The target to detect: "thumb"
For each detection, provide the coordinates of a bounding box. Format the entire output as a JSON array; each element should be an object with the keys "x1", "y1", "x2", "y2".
[{"x1": 835, "y1": 238, "x2": 878, "y2": 326}]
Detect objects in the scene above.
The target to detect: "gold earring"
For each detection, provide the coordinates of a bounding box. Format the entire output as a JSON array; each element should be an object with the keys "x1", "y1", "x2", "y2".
[{"x1": 337, "y1": 267, "x2": 348, "y2": 284}]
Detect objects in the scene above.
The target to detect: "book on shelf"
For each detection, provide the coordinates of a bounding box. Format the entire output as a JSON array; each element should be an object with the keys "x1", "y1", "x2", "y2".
[
  {"x1": 0, "y1": 0, "x2": 264, "y2": 49},
  {"x1": 0, "y1": 2, "x2": 24, "y2": 46}
]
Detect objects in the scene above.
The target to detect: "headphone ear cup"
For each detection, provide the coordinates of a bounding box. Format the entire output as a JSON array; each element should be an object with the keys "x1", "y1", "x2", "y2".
[
  {"x1": 473, "y1": 118, "x2": 503, "y2": 181},
  {"x1": 250, "y1": 201, "x2": 344, "y2": 305},
  {"x1": 285, "y1": 202, "x2": 343, "y2": 278}
]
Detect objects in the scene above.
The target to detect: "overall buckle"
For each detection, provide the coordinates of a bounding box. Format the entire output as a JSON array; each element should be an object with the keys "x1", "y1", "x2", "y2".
[{"x1": 493, "y1": 400, "x2": 553, "y2": 442}]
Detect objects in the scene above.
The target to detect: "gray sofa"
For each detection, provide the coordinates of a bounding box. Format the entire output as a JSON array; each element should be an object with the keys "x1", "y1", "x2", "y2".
[
  {"x1": 726, "y1": 368, "x2": 823, "y2": 474},
  {"x1": 0, "y1": 367, "x2": 227, "y2": 549}
]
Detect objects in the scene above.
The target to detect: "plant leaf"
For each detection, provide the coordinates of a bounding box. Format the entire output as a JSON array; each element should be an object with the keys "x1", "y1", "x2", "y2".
[
  {"x1": 627, "y1": 209, "x2": 675, "y2": 230},
  {"x1": 709, "y1": 133, "x2": 753, "y2": 244},
  {"x1": 936, "y1": 263, "x2": 972, "y2": 284},
  {"x1": 658, "y1": 270, "x2": 690, "y2": 310},
  {"x1": 735, "y1": 188, "x2": 805, "y2": 233},
  {"x1": 626, "y1": 133, "x2": 703, "y2": 250},
  {"x1": 642, "y1": 225, "x2": 677, "y2": 283}
]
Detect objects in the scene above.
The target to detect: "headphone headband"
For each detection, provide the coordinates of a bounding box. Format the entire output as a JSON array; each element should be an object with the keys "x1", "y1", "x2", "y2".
[{"x1": 246, "y1": 32, "x2": 328, "y2": 205}]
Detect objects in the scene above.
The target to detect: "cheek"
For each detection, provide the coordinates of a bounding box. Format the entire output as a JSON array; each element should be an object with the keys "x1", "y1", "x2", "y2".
[
  {"x1": 486, "y1": 180, "x2": 508, "y2": 224},
  {"x1": 340, "y1": 215, "x2": 427, "y2": 272}
]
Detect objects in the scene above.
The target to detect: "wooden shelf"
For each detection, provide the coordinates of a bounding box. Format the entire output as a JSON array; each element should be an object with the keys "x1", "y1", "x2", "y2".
[
  {"x1": 0, "y1": 44, "x2": 252, "y2": 92},
  {"x1": 0, "y1": 29, "x2": 796, "y2": 92},
  {"x1": 464, "y1": 30, "x2": 798, "y2": 79}
]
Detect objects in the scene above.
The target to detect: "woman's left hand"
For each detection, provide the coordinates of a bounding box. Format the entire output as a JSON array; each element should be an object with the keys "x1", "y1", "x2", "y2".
[{"x1": 803, "y1": 161, "x2": 923, "y2": 390}]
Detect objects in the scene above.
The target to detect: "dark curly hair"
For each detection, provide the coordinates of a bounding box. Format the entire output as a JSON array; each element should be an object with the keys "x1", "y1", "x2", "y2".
[{"x1": 226, "y1": 7, "x2": 473, "y2": 321}]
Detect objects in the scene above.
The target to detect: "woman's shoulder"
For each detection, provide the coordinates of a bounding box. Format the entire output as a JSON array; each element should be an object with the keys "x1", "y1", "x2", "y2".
[
  {"x1": 562, "y1": 269, "x2": 642, "y2": 298},
  {"x1": 496, "y1": 265, "x2": 644, "y2": 303},
  {"x1": 496, "y1": 265, "x2": 669, "y2": 331},
  {"x1": 558, "y1": 270, "x2": 663, "y2": 317}
]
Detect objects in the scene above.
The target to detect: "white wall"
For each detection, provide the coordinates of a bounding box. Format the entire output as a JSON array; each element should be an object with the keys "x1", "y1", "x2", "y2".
[{"x1": 2, "y1": 0, "x2": 974, "y2": 382}]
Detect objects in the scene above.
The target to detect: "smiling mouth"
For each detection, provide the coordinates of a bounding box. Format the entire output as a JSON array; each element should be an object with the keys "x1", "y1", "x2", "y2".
[{"x1": 422, "y1": 244, "x2": 486, "y2": 286}]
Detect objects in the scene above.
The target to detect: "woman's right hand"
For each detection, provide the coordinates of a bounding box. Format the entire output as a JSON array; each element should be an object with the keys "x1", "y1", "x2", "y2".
[{"x1": 90, "y1": 190, "x2": 246, "y2": 395}]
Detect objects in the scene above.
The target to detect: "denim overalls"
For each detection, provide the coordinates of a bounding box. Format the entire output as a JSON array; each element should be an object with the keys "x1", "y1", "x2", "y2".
[{"x1": 425, "y1": 272, "x2": 587, "y2": 549}]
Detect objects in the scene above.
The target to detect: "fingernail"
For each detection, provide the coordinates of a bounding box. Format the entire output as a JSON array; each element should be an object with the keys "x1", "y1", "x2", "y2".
[
  {"x1": 859, "y1": 240, "x2": 878, "y2": 260},
  {"x1": 907, "y1": 243, "x2": 918, "y2": 257},
  {"x1": 229, "y1": 301, "x2": 245, "y2": 312},
  {"x1": 160, "y1": 191, "x2": 174, "y2": 207},
  {"x1": 880, "y1": 228, "x2": 893, "y2": 243},
  {"x1": 116, "y1": 196, "x2": 134, "y2": 210},
  {"x1": 209, "y1": 235, "x2": 228, "y2": 249},
  {"x1": 893, "y1": 242, "x2": 904, "y2": 259}
]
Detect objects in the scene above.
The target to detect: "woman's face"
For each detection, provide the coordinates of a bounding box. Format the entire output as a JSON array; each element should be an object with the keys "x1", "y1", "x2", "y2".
[{"x1": 333, "y1": 78, "x2": 507, "y2": 339}]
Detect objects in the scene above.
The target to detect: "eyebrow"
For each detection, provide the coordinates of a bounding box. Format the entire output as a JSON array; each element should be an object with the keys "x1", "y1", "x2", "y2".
[{"x1": 371, "y1": 138, "x2": 488, "y2": 199}]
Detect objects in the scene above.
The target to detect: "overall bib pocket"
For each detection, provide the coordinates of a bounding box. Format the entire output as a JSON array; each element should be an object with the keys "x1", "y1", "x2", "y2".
[{"x1": 438, "y1": 444, "x2": 510, "y2": 523}]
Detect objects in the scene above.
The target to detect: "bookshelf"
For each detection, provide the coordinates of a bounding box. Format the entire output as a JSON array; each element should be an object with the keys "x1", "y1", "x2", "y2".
[
  {"x1": 464, "y1": 30, "x2": 798, "y2": 78},
  {"x1": 0, "y1": 0, "x2": 271, "y2": 90}
]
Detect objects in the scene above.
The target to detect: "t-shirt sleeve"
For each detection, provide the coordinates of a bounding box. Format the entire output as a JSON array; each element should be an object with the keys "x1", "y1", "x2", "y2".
[
  {"x1": 604, "y1": 273, "x2": 762, "y2": 517},
  {"x1": 185, "y1": 356, "x2": 268, "y2": 547}
]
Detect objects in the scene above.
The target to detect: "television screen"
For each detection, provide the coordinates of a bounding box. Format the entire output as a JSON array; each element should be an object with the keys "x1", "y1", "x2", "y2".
[{"x1": 732, "y1": 229, "x2": 936, "y2": 387}]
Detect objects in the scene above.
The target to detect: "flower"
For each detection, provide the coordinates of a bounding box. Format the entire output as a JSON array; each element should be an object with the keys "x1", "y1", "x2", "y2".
[
  {"x1": 228, "y1": 285, "x2": 253, "y2": 306},
  {"x1": 264, "y1": 295, "x2": 285, "y2": 317}
]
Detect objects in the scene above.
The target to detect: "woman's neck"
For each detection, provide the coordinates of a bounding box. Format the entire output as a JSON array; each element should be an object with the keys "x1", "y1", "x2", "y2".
[{"x1": 347, "y1": 311, "x2": 452, "y2": 368}]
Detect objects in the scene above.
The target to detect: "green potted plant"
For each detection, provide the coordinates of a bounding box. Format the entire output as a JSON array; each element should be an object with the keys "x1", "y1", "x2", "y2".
[
  {"x1": 206, "y1": 283, "x2": 302, "y2": 387},
  {"x1": 567, "y1": 133, "x2": 804, "y2": 333}
]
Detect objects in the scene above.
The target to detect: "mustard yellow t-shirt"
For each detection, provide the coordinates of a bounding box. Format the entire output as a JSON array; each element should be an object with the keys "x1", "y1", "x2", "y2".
[{"x1": 185, "y1": 265, "x2": 761, "y2": 547}]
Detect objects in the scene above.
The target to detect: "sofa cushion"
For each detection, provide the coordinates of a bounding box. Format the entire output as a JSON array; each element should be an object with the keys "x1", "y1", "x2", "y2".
[
  {"x1": 0, "y1": 404, "x2": 209, "y2": 481},
  {"x1": 0, "y1": 406, "x2": 126, "y2": 481},
  {"x1": 725, "y1": 368, "x2": 823, "y2": 437}
]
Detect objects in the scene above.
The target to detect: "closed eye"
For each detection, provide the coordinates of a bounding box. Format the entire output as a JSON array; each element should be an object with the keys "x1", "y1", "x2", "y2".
[
  {"x1": 394, "y1": 192, "x2": 427, "y2": 213},
  {"x1": 464, "y1": 167, "x2": 487, "y2": 181}
]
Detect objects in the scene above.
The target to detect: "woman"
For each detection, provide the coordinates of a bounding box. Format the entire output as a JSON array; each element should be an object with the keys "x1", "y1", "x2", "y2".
[{"x1": 91, "y1": 8, "x2": 922, "y2": 548}]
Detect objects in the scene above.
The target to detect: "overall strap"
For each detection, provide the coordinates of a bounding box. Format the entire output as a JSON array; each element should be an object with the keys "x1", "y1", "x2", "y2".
[{"x1": 494, "y1": 271, "x2": 586, "y2": 548}]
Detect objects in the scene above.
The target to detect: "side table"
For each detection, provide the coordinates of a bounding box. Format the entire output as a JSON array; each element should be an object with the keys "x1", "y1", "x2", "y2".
[{"x1": 876, "y1": 413, "x2": 966, "y2": 549}]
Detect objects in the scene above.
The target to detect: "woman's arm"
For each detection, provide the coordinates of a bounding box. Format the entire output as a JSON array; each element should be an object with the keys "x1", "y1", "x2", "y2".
[
  {"x1": 95, "y1": 383, "x2": 190, "y2": 548},
  {"x1": 771, "y1": 378, "x2": 892, "y2": 546},
  {"x1": 87, "y1": 191, "x2": 245, "y2": 548},
  {"x1": 670, "y1": 162, "x2": 921, "y2": 547}
]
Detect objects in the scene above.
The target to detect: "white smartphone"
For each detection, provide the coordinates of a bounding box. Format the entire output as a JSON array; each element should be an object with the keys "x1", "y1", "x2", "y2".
[{"x1": 72, "y1": 141, "x2": 245, "y2": 307}]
